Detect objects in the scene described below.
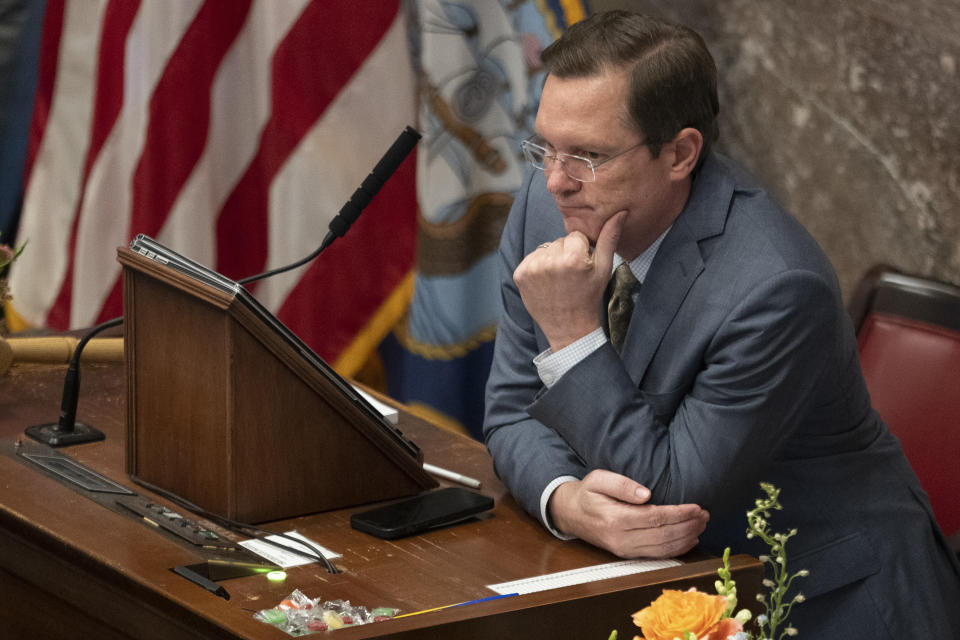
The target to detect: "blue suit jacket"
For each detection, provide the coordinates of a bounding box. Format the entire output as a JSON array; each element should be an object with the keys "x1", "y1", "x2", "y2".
[{"x1": 484, "y1": 153, "x2": 960, "y2": 637}]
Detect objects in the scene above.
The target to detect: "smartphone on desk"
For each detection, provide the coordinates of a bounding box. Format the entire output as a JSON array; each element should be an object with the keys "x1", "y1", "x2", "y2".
[{"x1": 350, "y1": 487, "x2": 494, "y2": 540}]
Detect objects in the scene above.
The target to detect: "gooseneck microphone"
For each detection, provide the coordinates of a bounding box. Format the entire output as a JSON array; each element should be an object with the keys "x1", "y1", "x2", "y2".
[
  {"x1": 239, "y1": 125, "x2": 422, "y2": 285},
  {"x1": 25, "y1": 316, "x2": 123, "y2": 446}
]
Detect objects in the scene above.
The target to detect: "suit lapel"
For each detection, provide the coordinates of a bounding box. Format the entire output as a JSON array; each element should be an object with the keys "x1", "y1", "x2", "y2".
[
  {"x1": 619, "y1": 225, "x2": 703, "y2": 385},
  {"x1": 617, "y1": 153, "x2": 736, "y2": 385}
]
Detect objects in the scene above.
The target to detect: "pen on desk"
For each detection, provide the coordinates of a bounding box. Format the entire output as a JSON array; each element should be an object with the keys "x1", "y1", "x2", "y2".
[
  {"x1": 423, "y1": 462, "x2": 481, "y2": 489},
  {"x1": 393, "y1": 593, "x2": 518, "y2": 618},
  {"x1": 172, "y1": 565, "x2": 230, "y2": 601}
]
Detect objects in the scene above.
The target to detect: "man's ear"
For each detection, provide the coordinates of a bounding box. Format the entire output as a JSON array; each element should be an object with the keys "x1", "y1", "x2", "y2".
[{"x1": 668, "y1": 127, "x2": 703, "y2": 181}]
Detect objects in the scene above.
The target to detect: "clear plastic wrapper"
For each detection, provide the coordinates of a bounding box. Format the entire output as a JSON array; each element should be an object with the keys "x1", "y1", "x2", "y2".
[{"x1": 254, "y1": 589, "x2": 399, "y2": 635}]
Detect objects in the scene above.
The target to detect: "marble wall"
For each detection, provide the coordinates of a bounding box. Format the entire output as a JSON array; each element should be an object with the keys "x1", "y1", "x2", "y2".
[{"x1": 593, "y1": 0, "x2": 960, "y2": 299}]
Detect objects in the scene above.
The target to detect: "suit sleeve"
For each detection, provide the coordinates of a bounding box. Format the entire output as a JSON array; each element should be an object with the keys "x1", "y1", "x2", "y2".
[
  {"x1": 526, "y1": 267, "x2": 839, "y2": 509},
  {"x1": 483, "y1": 170, "x2": 588, "y2": 522}
]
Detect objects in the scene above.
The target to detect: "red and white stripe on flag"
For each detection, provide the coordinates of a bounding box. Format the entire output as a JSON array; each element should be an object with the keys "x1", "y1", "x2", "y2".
[{"x1": 12, "y1": 0, "x2": 418, "y2": 375}]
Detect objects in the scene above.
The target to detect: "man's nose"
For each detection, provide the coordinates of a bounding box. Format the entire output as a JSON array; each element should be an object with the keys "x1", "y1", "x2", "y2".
[{"x1": 545, "y1": 163, "x2": 580, "y2": 195}]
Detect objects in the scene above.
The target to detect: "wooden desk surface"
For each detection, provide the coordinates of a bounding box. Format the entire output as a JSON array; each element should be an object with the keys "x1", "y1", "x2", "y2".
[{"x1": 0, "y1": 361, "x2": 761, "y2": 639}]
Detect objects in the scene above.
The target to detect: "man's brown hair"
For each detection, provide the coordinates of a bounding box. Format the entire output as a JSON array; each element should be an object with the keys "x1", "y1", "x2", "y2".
[{"x1": 541, "y1": 10, "x2": 719, "y2": 164}]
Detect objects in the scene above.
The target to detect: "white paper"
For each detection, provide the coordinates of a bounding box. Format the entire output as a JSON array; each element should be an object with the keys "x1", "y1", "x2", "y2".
[
  {"x1": 239, "y1": 531, "x2": 341, "y2": 568},
  {"x1": 486, "y1": 558, "x2": 682, "y2": 595},
  {"x1": 353, "y1": 385, "x2": 399, "y2": 424}
]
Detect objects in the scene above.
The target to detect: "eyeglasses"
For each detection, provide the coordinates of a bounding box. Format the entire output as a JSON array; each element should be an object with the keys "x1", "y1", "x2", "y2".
[{"x1": 520, "y1": 138, "x2": 647, "y2": 183}]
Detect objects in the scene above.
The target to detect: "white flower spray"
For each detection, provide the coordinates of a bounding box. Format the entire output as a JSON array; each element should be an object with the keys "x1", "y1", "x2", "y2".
[{"x1": 745, "y1": 482, "x2": 807, "y2": 639}]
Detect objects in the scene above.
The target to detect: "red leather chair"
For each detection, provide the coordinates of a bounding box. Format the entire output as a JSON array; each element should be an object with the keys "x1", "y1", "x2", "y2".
[{"x1": 850, "y1": 266, "x2": 960, "y2": 555}]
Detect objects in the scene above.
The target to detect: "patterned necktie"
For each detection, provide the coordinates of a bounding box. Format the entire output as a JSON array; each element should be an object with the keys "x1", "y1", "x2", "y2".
[{"x1": 607, "y1": 262, "x2": 638, "y2": 353}]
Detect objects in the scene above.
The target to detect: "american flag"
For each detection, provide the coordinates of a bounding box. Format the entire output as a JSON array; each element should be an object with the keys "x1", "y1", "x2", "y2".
[{"x1": 11, "y1": 0, "x2": 418, "y2": 376}]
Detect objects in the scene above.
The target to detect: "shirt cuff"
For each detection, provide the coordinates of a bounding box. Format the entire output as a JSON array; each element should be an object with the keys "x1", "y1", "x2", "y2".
[
  {"x1": 540, "y1": 475, "x2": 580, "y2": 540},
  {"x1": 533, "y1": 328, "x2": 607, "y2": 388}
]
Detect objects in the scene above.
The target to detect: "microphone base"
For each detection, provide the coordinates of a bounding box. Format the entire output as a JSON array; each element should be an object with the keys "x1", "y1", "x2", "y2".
[{"x1": 25, "y1": 422, "x2": 106, "y2": 448}]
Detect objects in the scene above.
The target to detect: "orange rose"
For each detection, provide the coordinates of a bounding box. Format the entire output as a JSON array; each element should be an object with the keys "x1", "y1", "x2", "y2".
[{"x1": 632, "y1": 589, "x2": 729, "y2": 640}]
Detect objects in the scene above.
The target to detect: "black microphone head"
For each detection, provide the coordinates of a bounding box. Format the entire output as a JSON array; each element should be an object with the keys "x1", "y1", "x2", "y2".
[
  {"x1": 328, "y1": 126, "x2": 422, "y2": 240},
  {"x1": 370, "y1": 126, "x2": 421, "y2": 183}
]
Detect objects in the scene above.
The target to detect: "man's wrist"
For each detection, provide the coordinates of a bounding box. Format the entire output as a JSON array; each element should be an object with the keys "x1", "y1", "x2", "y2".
[
  {"x1": 534, "y1": 328, "x2": 607, "y2": 387},
  {"x1": 540, "y1": 475, "x2": 579, "y2": 540}
]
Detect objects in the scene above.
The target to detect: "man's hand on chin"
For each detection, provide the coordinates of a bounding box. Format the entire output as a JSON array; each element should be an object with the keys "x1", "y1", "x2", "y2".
[
  {"x1": 513, "y1": 211, "x2": 627, "y2": 351},
  {"x1": 549, "y1": 469, "x2": 709, "y2": 559}
]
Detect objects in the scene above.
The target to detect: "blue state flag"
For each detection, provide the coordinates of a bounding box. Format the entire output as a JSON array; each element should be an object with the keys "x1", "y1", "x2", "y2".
[{"x1": 380, "y1": 0, "x2": 589, "y2": 438}]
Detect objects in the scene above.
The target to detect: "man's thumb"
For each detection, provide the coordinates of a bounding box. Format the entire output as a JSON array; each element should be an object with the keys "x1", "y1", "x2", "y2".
[
  {"x1": 595, "y1": 210, "x2": 627, "y2": 266},
  {"x1": 590, "y1": 469, "x2": 652, "y2": 504}
]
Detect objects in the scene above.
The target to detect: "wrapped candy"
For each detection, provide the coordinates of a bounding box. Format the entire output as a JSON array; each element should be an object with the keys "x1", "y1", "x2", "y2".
[{"x1": 254, "y1": 590, "x2": 399, "y2": 635}]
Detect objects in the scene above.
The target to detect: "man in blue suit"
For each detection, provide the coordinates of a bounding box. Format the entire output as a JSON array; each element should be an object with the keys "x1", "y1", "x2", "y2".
[{"x1": 484, "y1": 10, "x2": 960, "y2": 637}]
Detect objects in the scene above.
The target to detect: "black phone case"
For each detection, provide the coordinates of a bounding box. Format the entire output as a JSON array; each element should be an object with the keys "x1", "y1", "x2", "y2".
[{"x1": 350, "y1": 487, "x2": 494, "y2": 539}]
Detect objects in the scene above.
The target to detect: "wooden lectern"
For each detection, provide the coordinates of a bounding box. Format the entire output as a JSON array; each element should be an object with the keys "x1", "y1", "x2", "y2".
[{"x1": 117, "y1": 243, "x2": 436, "y2": 523}]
